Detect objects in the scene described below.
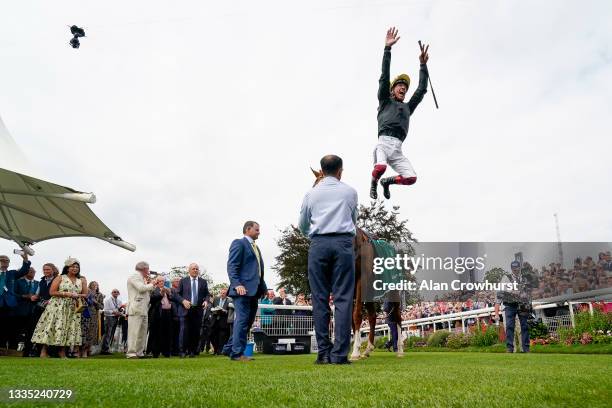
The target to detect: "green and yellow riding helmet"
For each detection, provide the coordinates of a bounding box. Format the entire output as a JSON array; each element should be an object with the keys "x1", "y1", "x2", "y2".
[{"x1": 390, "y1": 73, "x2": 410, "y2": 91}]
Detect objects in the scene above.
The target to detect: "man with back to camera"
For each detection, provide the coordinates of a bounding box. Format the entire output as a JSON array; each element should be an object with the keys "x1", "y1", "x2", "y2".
[
  {"x1": 370, "y1": 27, "x2": 430, "y2": 200},
  {"x1": 224, "y1": 221, "x2": 267, "y2": 361},
  {"x1": 299, "y1": 154, "x2": 358, "y2": 365}
]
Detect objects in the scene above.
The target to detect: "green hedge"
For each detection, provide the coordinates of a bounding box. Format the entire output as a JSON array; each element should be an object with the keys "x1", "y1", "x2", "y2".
[
  {"x1": 404, "y1": 336, "x2": 426, "y2": 348},
  {"x1": 556, "y1": 311, "x2": 612, "y2": 345},
  {"x1": 375, "y1": 336, "x2": 389, "y2": 350},
  {"x1": 574, "y1": 310, "x2": 612, "y2": 334},
  {"x1": 427, "y1": 330, "x2": 451, "y2": 347},
  {"x1": 446, "y1": 332, "x2": 471, "y2": 349},
  {"x1": 470, "y1": 325, "x2": 499, "y2": 347}
]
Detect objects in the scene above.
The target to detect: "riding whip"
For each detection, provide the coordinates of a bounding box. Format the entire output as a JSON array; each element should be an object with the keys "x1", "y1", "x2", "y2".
[{"x1": 418, "y1": 40, "x2": 439, "y2": 109}]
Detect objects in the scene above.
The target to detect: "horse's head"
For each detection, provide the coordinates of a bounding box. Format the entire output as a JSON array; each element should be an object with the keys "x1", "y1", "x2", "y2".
[{"x1": 310, "y1": 167, "x2": 325, "y2": 187}]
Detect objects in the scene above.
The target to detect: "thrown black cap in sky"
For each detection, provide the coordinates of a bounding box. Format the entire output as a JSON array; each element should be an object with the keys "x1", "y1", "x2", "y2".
[
  {"x1": 69, "y1": 25, "x2": 85, "y2": 49},
  {"x1": 70, "y1": 25, "x2": 86, "y2": 38}
]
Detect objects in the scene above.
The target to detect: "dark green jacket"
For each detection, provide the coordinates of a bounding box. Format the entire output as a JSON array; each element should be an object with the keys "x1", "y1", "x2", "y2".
[{"x1": 377, "y1": 46, "x2": 428, "y2": 142}]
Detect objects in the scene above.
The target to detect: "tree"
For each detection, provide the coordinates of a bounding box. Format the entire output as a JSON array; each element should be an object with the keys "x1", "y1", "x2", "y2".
[
  {"x1": 272, "y1": 202, "x2": 416, "y2": 296},
  {"x1": 210, "y1": 282, "x2": 229, "y2": 296},
  {"x1": 168, "y1": 265, "x2": 213, "y2": 285},
  {"x1": 356, "y1": 201, "x2": 416, "y2": 244},
  {"x1": 484, "y1": 267, "x2": 506, "y2": 284},
  {"x1": 273, "y1": 225, "x2": 311, "y2": 295}
]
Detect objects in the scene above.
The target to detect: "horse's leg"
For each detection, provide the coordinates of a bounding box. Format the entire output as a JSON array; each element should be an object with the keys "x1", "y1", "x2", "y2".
[
  {"x1": 350, "y1": 309, "x2": 362, "y2": 361},
  {"x1": 394, "y1": 306, "x2": 404, "y2": 357},
  {"x1": 363, "y1": 302, "x2": 377, "y2": 357},
  {"x1": 350, "y1": 274, "x2": 363, "y2": 361}
]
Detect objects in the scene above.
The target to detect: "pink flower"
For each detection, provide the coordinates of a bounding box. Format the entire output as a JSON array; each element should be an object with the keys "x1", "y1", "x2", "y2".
[{"x1": 580, "y1": 332, "x2": 593, "y2": 345}]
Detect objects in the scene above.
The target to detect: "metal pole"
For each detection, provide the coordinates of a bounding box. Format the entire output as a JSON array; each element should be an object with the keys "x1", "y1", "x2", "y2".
[{"x1": 0, "y1": 189, "x2": 96, "y2": 203}]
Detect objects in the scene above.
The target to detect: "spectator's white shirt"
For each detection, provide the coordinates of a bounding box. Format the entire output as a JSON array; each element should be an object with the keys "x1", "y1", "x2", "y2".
[{"x1": 104, "y1": 295, "x2": 123, "y2": 317}]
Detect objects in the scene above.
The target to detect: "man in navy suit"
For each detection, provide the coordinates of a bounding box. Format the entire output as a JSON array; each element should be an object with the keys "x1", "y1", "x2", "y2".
[
  {"x1": 14, "y1": 267, "x2": 39, "y2": 357},
  {"x1": 173, "y1": 263, "x2": 210, "y2": 357},
  {"x1": 0, "y1": 253, "x2": 31, "y2": 353},
  {"x1": 224, "y1": 221, "x2": 267, "y2": 361}
]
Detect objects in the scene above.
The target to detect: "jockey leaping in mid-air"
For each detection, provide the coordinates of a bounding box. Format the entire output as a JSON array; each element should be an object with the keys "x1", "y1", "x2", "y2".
[{"x1": 370, "y1": 27, "x2": 430, "y2": 200}]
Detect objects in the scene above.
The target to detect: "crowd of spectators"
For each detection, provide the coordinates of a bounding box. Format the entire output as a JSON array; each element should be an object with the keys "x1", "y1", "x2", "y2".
[
  {"x1": 533, "y1": 252, "x2": 612, "y2": 299},
  {"x1": 364, "y1": 298, "x2": 495, "y2": 328},
  {"x1": 3, "y1": 250, "x2": 610, "y2": 356},
  {"x1": 0, "y1": 256, "x2": 237, "y2": 358},
  {"x1": 0, "y1": 252, "x2": 317, "y2": 358}
]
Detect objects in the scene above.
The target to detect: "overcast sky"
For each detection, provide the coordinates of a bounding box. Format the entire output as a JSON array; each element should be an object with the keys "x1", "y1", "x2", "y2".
[{"x1": 1, "y1": 0, "x2": 610, "y2": 297}]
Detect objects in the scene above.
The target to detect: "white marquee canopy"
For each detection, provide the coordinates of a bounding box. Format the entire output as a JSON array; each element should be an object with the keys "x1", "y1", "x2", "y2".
[{"x1": 0, "y1": 115, "x2": 135, "y2": 253}]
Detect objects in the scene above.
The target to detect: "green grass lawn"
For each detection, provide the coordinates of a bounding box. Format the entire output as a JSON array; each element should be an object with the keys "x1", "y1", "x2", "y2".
[
  {"x1": 405, "y1": 343, "x2": 612, "y2": 354},
  {"x1": 0, "y1": 352, "x2": 610, "y2": 408}
]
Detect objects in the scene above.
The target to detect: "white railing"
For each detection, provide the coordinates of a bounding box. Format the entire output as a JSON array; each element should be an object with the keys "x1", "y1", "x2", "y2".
[
  {"x1": 103, "y1": 289, "x2": 610, "y2": 354},
  {"x1": 253, "y1": 304, "x2": 314, "y2": 337},
  {"x1": 359, "y1": 290, "x2": 612, "y2": 339},
  {"x1": 541, "y1": 315, "x2": 572, "y2": 333},
  {"x1": 250, "y1": 304, "x2": 319, "y2": 353}
]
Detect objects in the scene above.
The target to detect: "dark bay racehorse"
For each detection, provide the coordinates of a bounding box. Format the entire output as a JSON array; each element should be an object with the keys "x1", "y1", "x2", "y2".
[{"x1": 310, "y1": 168, "x2": 403, "y2": 360}]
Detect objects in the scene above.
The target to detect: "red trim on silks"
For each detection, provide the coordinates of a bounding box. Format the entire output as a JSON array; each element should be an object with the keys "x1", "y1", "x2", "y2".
[
  {"x1": 395, "y1": 176, "x2": 417, "y2": 185},
  {"x1": 372, "y1": 164, "x2": 387, "y2": 180}
]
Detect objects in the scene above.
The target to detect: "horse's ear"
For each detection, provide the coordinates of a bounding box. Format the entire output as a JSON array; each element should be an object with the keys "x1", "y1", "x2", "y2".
[{"x1": 310, "y1": 167, "x2": 321, "y2": 178}]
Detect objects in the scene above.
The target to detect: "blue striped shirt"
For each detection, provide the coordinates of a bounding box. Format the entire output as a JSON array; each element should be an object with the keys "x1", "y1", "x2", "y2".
[{"x1": 299, "y1": 176, "x2": 358, "y2": 238}]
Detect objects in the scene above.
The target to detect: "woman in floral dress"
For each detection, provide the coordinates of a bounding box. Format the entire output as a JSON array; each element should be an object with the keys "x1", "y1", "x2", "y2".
[
  {"x1": 31, "y1": 258, "x2": 87, "y2": 358},
  {"x1": 80, "y1": 281, "x2": 104, "y2": 357}
]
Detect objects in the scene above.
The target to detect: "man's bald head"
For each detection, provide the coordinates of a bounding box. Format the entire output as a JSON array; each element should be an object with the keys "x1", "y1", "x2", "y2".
[{"x1": 320, "y1": 155, "x2": 343, "y2": 178}]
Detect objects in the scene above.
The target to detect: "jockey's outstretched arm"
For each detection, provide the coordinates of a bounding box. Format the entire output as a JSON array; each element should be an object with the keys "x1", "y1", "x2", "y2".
[
  {"x1": 378, "y1": 27, "x2": 399, "y2": 101},
  {"x1": 407, "y1": 64, "x2": 429, "y2": 114},
  {"x1": 378, "y1": 45, "x2": 392, "y2": 102}
]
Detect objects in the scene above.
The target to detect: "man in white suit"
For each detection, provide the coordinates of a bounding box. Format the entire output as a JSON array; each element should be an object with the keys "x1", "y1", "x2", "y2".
[{"x1": 126, "y1": 261, "x2": 163, "y2": 359}]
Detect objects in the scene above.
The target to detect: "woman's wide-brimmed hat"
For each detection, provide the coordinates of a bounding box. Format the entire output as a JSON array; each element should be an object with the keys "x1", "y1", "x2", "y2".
[{"x1": 64, "y1": 256, "x2": 80, "y2": 267}]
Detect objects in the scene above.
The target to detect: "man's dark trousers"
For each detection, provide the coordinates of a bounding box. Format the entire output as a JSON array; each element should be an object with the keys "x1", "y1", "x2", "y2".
[
  {"x1": 504, "y1": 303, "x2": 530, "y2": 352},
  {"x1": 227, "y1": 296, "x2": 258, "y2": 358},
  {"x1": 211, "y1": 318, "x2": 230, "y2": 355},
  {"x1": 101, "y1": 316, "x2": 118, "y2": 353},
  {"x1": 308, "y1": 234, "x2": 355, "y2": 363},
  {"x1": 180, "y1": 307, "x2": 203, "y2": 356}
]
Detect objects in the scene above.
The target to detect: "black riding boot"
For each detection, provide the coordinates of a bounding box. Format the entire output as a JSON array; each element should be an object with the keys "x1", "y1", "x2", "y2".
[
  {"x1": 370, "y1": 179, "x2": 378, "y2": 200},
  {"x1": 380, "y1": 176, "x2": 397, "y2": 199}
]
